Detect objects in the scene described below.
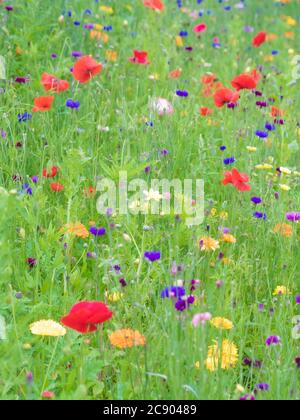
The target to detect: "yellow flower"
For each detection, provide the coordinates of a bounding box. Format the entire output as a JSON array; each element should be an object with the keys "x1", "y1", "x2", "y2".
[
  {"x1": 279, "y1": 184, "x2": 290, "y2": 191},
  {"x1": 100, "y1": 5, "x2": 113, "y2": 14},
  {"x1": 30, "y1": 320, "x2": 66, "y2": 337},
  {"x1": 205, "y1": 339, "x2": 239, "y2": 372},
  {"x1": 247, "y1": 146, "x2": 257, "y2": 152},
  {"x1": 219, "y1": 211, "x2": 228, "y2": 220},
  {"x1": 105, "y1": 291, "x2": 123, "y2": 302},
  {"x1": 62, "y1": 223, "x2": 89, "y2": 238},
  {"x1": 221, "y1": 234, "x2": 236, "y2": 244},
  {"x1": 273, "y1": 286, "x2": 291, "y2": 296},
  {"x1": 109, "y1": 329, "x2": 146, "y2": 349},
  {"x1": 194, "y1": 361, "x2": 200, "y2": 369},
  {"x1": 199, "y1": 237, "x2": 220, "y2": 252},
  {"x1": 255, "y1": 164, "x2": 273, "y2": 170},
  {"x1": 274, "y1": 223, "x2": 293, "y2": 238},
  {"x1": 176, "y1": 36, "x2": 183, "y2": 47},
  {"x1": 279, "y1": 167, "x2": 291, "y2": 175},
  {"x1": 210, "y1": 317, "x2": 234, "y2": 330},
  {"x1": 210, "y1": 208, "x2": 218, "y2": 217}
]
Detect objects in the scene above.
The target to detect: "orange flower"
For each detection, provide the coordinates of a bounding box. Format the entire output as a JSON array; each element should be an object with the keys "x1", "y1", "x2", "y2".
[
  {"x1": 109, "y1": 329, "x2": 146, "y2": 349},
  {"x1": 169, "y1": 68, "x2": 181, "y2": 79},
  {"x1": 274, "y1": 223, "x2": 293, "y2": 238},
  {"x1": 63, "y1": 223, "x2": 89, "y2": 238},
  {"x1": 73, "y1": 55, "x2": 102, "y2": 84},
  {"x1": 144, "y1": 0, "x2": 165, "y2": 12},
  {"x1": 199, "y1": 107, "x2": 213, "y2": 117},
  {"x1": 32, "y1": 96, "x2": 54, "y2": 112},
  {"x1": 271, "y1": 106, "x2": 285, "y2": 117},
  {"x1": 106, "y1": 50, "x2": 117, "y2": 62}
]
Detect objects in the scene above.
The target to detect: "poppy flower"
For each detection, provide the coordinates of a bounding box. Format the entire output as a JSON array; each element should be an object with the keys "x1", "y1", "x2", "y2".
[
  {"x1": 169, "y1": 68, "x2": 181, "y2": 79},
  {"x1": 61, "y1": 301, "x2": 113, "y2": 333},
  {"x1": 193, "y1": 23, "x2": 207, "y2": 33},
  {"x1": 214, "y1": 88, "x2": 239, "y2": 108},
  {"x1": 199, "y1": 107, "x2": 213, "y2": 116},
  {"x1": 42, "y1": 166, "x2": 58, "y2": 178},
  {"x1": 231, "y1": 73, "x2": 257, "y2": 91},
  {"x1": 271, "y1": 106, "x2": 284, "y2": 117},
  {"x1": 144, "y1": 0, "x2": 164, "y2": 11},
  {"x1": 129, "y1": 50, "x2": 150, "y2": 65},
  {"x1": 50, "y1": 182, "x2": 64, "y2": 192},
  {"x1": 223, "y1": 168, "x2": 251, "y2": 192},
  {"x1": 252, "y1": 31, "x2": 267, "y2": 47},
  {"x1": 41, "y1": 73, "x2": 69, "y2": 93},
  {"x1": 73, "y1": 55, "x2": 102, "y2": 84},
  {"x1": 32, "y1": 96, "x2": 54, "y2": 112},
  {"x1": 201, "y1": 74, "x2": 217, "y2": 85}
]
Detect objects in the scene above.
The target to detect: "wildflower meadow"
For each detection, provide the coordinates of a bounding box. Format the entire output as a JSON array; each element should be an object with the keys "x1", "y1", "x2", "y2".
[{"x1": 0, "y1": 0, "x2": 300, "y2": 402}]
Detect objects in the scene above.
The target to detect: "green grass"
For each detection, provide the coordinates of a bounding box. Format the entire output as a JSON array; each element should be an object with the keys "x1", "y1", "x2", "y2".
[{"x1": 0, "y1": 0, "x2": 299, "y2": 400}]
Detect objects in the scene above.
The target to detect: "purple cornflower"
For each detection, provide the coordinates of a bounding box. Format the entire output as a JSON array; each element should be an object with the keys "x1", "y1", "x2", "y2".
[
  {"x1": 89, "y1": 226, "x2": 106, "y2": 236},
  {"x1": 31, "y1": 176, "x2": 39, "y2": 184},
  {"x1": 161, "y1": 286, "x2": 186, "y2": 299},
  {"x1": 255, "y1": 383, "x2": 269, "y2": 392},
  {"x1": 175, "y1": 299, "x2": 187, "y2": 311},
  {"x1": 266, "y1": 335, "x2": 281, "y2": 346},
  {"x1": 240, "y1": 395, "x2": 256, "y2": 401},
  {"x1": 86, "y1": 252, "x2": 97, "y2": 258},
  {"x1": 255, "y1": 130, "x2": 268, "y2": 138},
  {"x1": 5, "y1": 5, "x2": 13, "y2": 11},
  {"x1": 176, "y1": 90, "x2": 189, "y2": 97},
  {"x1": 27, "y1": 258, "x2": 37, "y2": 268},
  {"x1": 72, "y1": 51, "x2": 82, "y2": 58},
  {"x1": 26, "y1": 372, "x2": 33, "y2": 384},
  {"x1": 15, "y1": 292, "x2": 23, "y2": 299},
  {"x1": 144, "y1": 251, "x2": 161, "y2": 262},
  {"x1": 83, "y1": 24, "x2": 95, "y2": 29},
  {"x1": 251, "y1": 196, "x2": 262, "y2": 205},
  {"x1": 295, "y1": 357, "x2": 300, "y2": 368},
  {"x1": 66, "y1": 99, "x2": 80, "y2": 109},
  {"x1": 15, "y1": 77, "x2": 30, "y2": 84},
  {"x1": 296, "y1": 295, "x2": 300, "y2": 305},
  {"x1": 119, "y1": 278, "x2": 127, "y2": 287},
  {"x1": 256, "y1": 101, "x2": 268, "y2": 108},
  {"x1": 286, "y1": 212, "x2": 300, "y2": 222},
  {"x1": 161, "y1": 149, "x2": 169, "y2": 156}
]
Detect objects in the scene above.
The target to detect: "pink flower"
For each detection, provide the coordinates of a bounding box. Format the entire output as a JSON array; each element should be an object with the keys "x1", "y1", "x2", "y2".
[
  {"x1": 193, "y1": 23, "x2": 207, "y2": 33},
  {"x1": 192, "y1": 312, "x2": 212, "y2": 327}
]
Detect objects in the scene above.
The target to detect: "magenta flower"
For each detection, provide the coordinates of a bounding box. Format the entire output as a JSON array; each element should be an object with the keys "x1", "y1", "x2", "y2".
[
  {"x1": 286, "y1": 212, "x2": 300, "y2": 222},
  {"x1": 266, "y1": 336, "x2": 281, "y2": 346}
]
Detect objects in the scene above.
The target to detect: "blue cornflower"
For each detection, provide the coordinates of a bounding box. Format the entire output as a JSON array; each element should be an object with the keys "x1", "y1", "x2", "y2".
[
  {"x1": 18, "y1": 112, "x2": 32, "y2": 122},
  {"x1": 253, "y1": 212, "x2": 267, "y2": 220},
  {"x1": 22, "y1": 184, "x2": 33, "y2": 196},
  {"x1": 90, "y1": 226, "x2": 106, "y2": 236},
  {"x1": 176, "y1": 90, "x2": 189, "y2": 97},
  {"x1": 161, "y1": 286, "x2": 186, "y2": 299},
  {"x1": 255, "y1": 130, "x2": 268, "y2": 139},
  {"x1": 223, "y1": 157, "x2": 236, "y2": 165},
  {"x1": 66, "y1": 99, "x2": 80, "y2": 109},
  {"x1": 144, "y1": 251, "x2": 161, "y2": 262}
]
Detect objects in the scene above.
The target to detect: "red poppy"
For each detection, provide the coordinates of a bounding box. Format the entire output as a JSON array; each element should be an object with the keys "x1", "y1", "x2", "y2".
[
  {"x1": 50, "y1": 182, "x2": 64, "y2": 192},
  {"x1": 214, "y1": 88, "x2": 239, "y2": 108},
  {"x1": 41, "y1": 73, "x2": 69, "y2": 93},
  {"x1": 73, "y1": 55, "x2": 103, "y2": 84},
  {"x1": 223, "y1": 168, "x2": 251, "y2": 192},
  {"x1": 129, "y1": 50, "x2": 150, "y2": 65},
  {"x1": 193, "y1": 23, "x2": 207, "y2": 33},
  {"x1": 61, "y1": 301, "x2": 113, "y2": 334},
  {"x1": 252, "y1": 32, "x2": 267, "y2": 48},
  {"x1": 231, "y1": 73, "x2": 257, "y2": 91},
  {"x1": 201, "y1": 74, "x2": 217, "y2": 85},
  {"x1": 32, "y1": 96, "x2": 54, "y2": 112},
  {"x1": 42, "y1": 166, "x2": 58, "y2": 178},
  {"x1": 199, "y1": 107, "x2": 213, "y2": 116},
  {"x1": 144, "y1": 0, "x2": 164, "y2": 11}
]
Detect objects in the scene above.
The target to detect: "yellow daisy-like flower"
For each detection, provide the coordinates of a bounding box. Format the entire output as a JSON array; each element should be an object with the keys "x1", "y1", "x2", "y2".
[
  {"x1": 62, "y1": 223, "x2": 89, "y2": 238},
  {"x1": 210, "y1": 317, "x2": 234, "y2": 330},
  {"x1": 205, "y1": 339, "x2": 239, "y2": 372},
  {"x1": 109, "y1": 329, "x2": 146, "y2": 349},
  {"x1": 30, "y1": 320, "x2": 66, "y2": 337},
  {"x1": 279, "y1": 184, "x2": 290, "y2": 191},
  {"x1": 247, "y1": 146, "x2": 257, "y2": 152},
  {"x1": 274, "y1": 223, "x2": 293, "y2": 238},
  {"x1": 105, "y1": 291, "x2": 123, "y2": 302},
  {"x1": 100, "y1": 5, "x2": 113, "y2": 14},
  {"x1": 255, "y1": 164, "x2": 273, "y2": 170},
  {"x1": 221, "y1": 234, "x2": 236, "y2": 244},
  {"x1": 273, "y1": 286, "x2": 291, "y2": 296},
  {"x1": 199, "y1": 237, "x2": 219, "y2": 252}
]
